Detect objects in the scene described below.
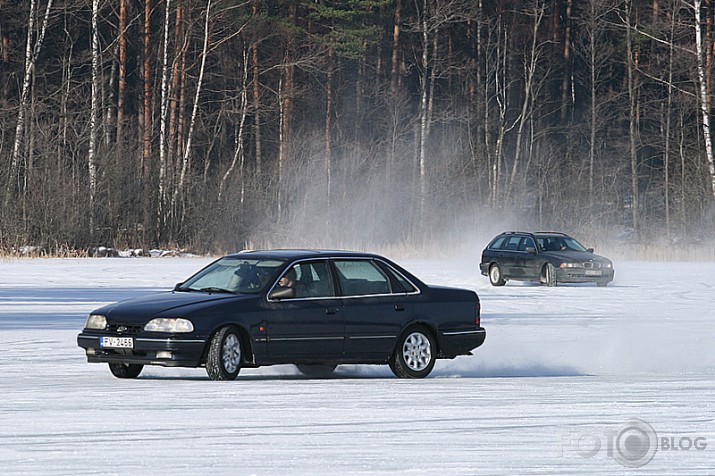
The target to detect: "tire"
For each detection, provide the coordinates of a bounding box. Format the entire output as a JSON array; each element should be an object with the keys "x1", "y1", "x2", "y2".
[
  {"x1": 596, "y1": 280, "x2": 609, "y2": 287},
  {"x1": 488, "y1": 264, "x2": 506, "y2": 286},
  {"x1": 543, "y1": 263, "x2": 557, "y2": 287},
  {"x1": 206, "y1": 326, "x2": 242, "y2": 381},
  {"x1": 108, "y1": 362, "x2": 143, "y2": 379},
  {"x1": 296, "y1": 364, "x2": 337, "y2": 378},
  {"x1": 389, "y1": 327, "x2": 437, "y2": 379}
]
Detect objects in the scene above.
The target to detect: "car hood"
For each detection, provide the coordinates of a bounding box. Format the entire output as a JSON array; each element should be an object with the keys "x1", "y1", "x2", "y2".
[
  {"x1": 543, "y1": 250, "x2": 611, "y2": 263},
  {"x1": 93, "y1": 291, "x2": 255, "y2": 323}
]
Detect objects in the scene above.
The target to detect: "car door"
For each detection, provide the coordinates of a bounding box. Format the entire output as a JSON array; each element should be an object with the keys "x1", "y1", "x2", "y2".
[
  {"x1": 334, "y1": 259, "x2": 414, "y2": 359},
  {"x1": 264, "y1": 260, "x2": 344, "y2": 359},
  {"x1": 501, "y1": 235, "x2": 523, "y2": 277},
  {"x1": 515, "y1": 236, "x2": 540, "y2": 278}
]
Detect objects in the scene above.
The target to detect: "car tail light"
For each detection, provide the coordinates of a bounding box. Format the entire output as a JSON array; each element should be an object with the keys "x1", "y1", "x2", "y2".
[{"x1": 475, "y1": 302, "x2": 481, "y2": 327}]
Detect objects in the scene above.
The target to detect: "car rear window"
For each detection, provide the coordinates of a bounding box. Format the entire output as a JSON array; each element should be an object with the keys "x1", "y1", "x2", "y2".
[{"x1": 489, "y1": 236, "x2": 507, "y2": 250}]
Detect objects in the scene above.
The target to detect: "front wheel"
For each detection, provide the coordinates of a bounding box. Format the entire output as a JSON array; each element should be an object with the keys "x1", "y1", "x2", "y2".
[
  {"x1": 206, "y1": 326, "x2": 242, "y2": 381},
  {"x1": 596, "y1": 280, "x2": 609, "y2": 287},
  {"x1": 489, "y1": 264, "x2": 506, "y2": 286},
  {"x1": 108, "y1": 362, "x2": 143, "y2": 379},
  {"x1": 296, "y1": 364, "x2": 337, "y2": 378},
  {"x1": 543, "y1": 263, "x2": 557, "y2": 287},
  {"x1": 389, "y1": 327, "x2": 436, "y2": 379}
]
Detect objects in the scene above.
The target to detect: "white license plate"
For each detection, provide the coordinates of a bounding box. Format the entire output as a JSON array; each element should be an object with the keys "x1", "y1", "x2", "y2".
[
  {"x1": 100, "y1": 336, "x2": 134, "y2": 349},
  {"x1": 585, "y1": 270, "x2": 602, "y2": 276}
]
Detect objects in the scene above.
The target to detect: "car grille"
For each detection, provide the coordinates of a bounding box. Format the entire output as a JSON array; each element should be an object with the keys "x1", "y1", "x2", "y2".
[
  {"x1": 107, "y1": 324, "x2": 143, "y2": 335},
  {"x1": 583, "y1": 262, "x2": 602, "y2": 269}
]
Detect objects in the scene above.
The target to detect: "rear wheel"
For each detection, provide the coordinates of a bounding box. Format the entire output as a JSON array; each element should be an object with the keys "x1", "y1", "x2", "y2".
[
  {"x1": 543, "y1": 263, "x2": 557, "y2": 287},
  {"x1": 206, "y1": 326, "x2": 242, "y2": 381},
  {"x1": 108, "y1": 362, "x2": 143, "y2": 379},
  {"x1": 389, "y1": 327, "x2": 436, "y2": 379},
  {"x1": 296, "y1": 364, "x2": 337, "y2": 378},
  {"x1": 488, "y1": 264, "x2": 506, "y2": 286}
]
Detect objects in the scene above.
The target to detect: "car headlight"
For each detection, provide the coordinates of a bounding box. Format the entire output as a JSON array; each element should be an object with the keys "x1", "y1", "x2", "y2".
[
  {"x1": 144, "y1": 318, "x2": 194, "y2": 333},
  {"x1": 559, "y1": 262, "x2": 579, "y2": 268},
  {"x1": 85, "y1": 314, "x2": 107, "y2": 330},
  {"x1": 604, "y1": 262, "x2": 613, "y2": 268}
]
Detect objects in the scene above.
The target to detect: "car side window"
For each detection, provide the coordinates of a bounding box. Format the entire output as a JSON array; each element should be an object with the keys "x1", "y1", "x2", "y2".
[
  {"x1": 517, "y1": 237, "x2": 536, "y2": 252},
  {"x1": 504, "y1": 236, "x2": 521, "y2": 251},
  {"x1": 489, "y1": 236, "x2": 507, "y2": 250},
  {"x1": 334, "y1": 260, "x2": 391, "y2": 296},
  {"x1": 278, "y1": 261, "x2": 336, "y2": 299},
  {"x1": 375, "y1": 261, "x2": 417, "y2": 293},
  {"x1": 294, "y1": 261, "x2": 335, "y2": 297}
]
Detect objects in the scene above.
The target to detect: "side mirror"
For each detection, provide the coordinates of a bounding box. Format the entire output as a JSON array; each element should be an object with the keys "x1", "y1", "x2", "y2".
[
  {"x1": 587, "y1": 248, "x2": 594, "y2": 253},
  {"x1": 269, "y1": 287, "x2": 295, "y2": 300},
  {"x1": 525, "y1": 247, "x2": 536, "y2": 254},
  {"x1": 173, "y1": 282, "x2": 184, "y2": 291}
]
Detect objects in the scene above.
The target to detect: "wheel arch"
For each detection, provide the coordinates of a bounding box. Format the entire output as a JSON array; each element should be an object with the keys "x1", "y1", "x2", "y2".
[
  {"x1": 201, "y1": 323, "x2": 254, "y2": 365},
  {"x1": 397, "y1": 321, "x2": 441, "y2": 356}
]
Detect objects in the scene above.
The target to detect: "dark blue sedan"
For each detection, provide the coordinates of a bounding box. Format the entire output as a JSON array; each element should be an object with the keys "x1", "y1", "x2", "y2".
[{"x1": 77, "y1": 250, "x2": 485, "y2": 380}]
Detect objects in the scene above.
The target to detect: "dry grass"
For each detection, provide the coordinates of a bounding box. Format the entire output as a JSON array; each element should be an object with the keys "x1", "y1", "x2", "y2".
[{"x1": 1, "y1": 241, "x2": 714, "y2": 262}]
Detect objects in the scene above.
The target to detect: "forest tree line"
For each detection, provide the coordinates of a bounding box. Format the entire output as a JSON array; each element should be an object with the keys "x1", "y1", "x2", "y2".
[{"x1": 1, "y1": 0, "x2": 715, "y2": 253}]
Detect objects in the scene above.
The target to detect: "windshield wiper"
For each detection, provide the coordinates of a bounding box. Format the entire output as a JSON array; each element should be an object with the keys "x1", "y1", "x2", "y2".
[
  {"x1": 199, "y1": 287, "x2": 235, "y2": 294},
  {"x1": 174, "y1": 286, "x2": 196, "y2": 292}
]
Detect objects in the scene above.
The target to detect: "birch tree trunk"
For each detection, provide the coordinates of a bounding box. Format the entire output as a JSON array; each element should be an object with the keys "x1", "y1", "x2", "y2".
[
  {"x1": 560, "y1": 0, "x2": 573, "y2": 122},
  {"x1": 158, "y1": 0, "x2": 173, "y2": 238},
  {"x1": 506, "y1": 0, "x2": 545, "y2": 198},
  {"x1": 418, "y1": 0, "x2": 429, "y2": 224},
  {"x1": 325, "y1": 48, "x2": 334, "y2": 206},
  {"x1": 664, "y1": 2, "x2": 676, "y2": 239},
  {"x1": 252, "y1": 0, "x2": 262, "y2": 178},
  {"x1": 9, "y1": 0, "x2": 53, "y2": 191},
  {"x1": 625, "y1": 0, "x2": 640, "y2": 237},
  {"x1": 89, "y1": 0, "x2": 100, "y2": 234},
  {"x1": 219, "y1": 48, "x2": 249, "y2": 203},
  {"x1": 588, "y1": 0, "x2": 598, "y2": 207},
  {"x1": 116, "y1": 0, "x2": 127, "y2": 145},
  {"x1": 694, "y1": 0, "x2": 715, "y2": 198},
  {"x1": 142, "y1": 0, "x2": 152, "y2": 230},
  {"x1": 173, "y1": 0, "x2": 212, "y2": 227}
]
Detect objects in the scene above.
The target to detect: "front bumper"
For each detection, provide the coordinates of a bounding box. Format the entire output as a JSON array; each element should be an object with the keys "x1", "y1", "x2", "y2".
[
  {"x1": 77, "y1": 332, "x2": 207, "y2": 367},
  {"x1": 556, "y1": 268, "x2": 614, "y2": 283}
]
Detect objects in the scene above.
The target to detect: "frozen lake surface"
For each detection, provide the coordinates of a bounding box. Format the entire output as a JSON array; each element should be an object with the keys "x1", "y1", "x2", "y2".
[{"x1": 1, "y1": 257, "x2": 713, "y2": 474}]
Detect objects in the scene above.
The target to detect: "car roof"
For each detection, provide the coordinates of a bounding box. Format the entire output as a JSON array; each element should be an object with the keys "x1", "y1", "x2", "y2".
[
  {"x1": 498, "y1": 231, "x2": 570, "y2": 238},
  {"x1": 225, "y1": 249, "x2": 384, "y2": 260}
]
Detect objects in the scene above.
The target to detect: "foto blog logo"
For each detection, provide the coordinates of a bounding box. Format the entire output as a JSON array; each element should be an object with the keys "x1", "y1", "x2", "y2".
[{"x1": 562, "y1": 418, "x2": 708, "y2": 468}]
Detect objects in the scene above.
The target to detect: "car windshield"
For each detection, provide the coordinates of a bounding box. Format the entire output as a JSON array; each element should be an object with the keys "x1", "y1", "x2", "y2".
[
  {"x1": 536, "y1": 236, "x2": 588, "y2": 252},
  {"x1": 179, "y1": 257, "x2": 286, "y2": 294}
]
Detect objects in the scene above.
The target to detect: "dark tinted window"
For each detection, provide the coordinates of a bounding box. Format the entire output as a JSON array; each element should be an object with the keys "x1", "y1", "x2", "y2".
[
  {"x1": 489, "y1": 236, "x2": 507, "y2": 250},
  {"x1": 503, "y1": 236, "x2": 522, "y2": 251},
  {"x1": 517, "y1": 237, "x2": 536, "y2": 251},
  {"x1": 277, "y1": 260, "x2": 335, "y2": 298},
  {"x1": 334, "y1": 260, "x2": 391, "y2": 296},
  {"x1": 375, "y1": 261, "x2": 417, "y2": 293}
]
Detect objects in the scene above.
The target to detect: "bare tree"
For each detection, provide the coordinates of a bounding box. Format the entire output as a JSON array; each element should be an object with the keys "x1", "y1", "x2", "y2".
[
  {"x1": 694, "y1": 0, "x2": 715, "y2": 198},
  {"x1": 172, "y1": 0, "x2": 213, "y2": 230},
  {"x1": 89, "y1": 0, "x2": 99, "y2": 234},
  {"x1": 8, "y1": 0, "x2": 53, "y2": 196}
]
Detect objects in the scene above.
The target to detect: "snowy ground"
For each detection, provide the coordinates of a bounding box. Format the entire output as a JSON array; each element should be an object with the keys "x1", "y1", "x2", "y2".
[{"x1": 0, "y1": 257, "x2": 713, "y2": 475}]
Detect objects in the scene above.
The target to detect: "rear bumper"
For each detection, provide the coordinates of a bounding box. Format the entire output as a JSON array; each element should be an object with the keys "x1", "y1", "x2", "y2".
[
  {"x1": 439, "y1": 328, "x2": 486, "y2": 358},
  {"x1": 77, "y1": 333, "x2": 207, "y2": 367},
  {"x1": 479, "y1": 263, "x2": 490, "y2": 276}
]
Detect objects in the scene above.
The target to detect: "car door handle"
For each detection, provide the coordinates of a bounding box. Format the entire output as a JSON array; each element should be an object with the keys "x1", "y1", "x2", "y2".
[
  {"x1": 325, "y1": 308, "x2": 340, "y2": 315},
  {"x1": 394, "y1": 304, "x2": 405, "y2": 312}
]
